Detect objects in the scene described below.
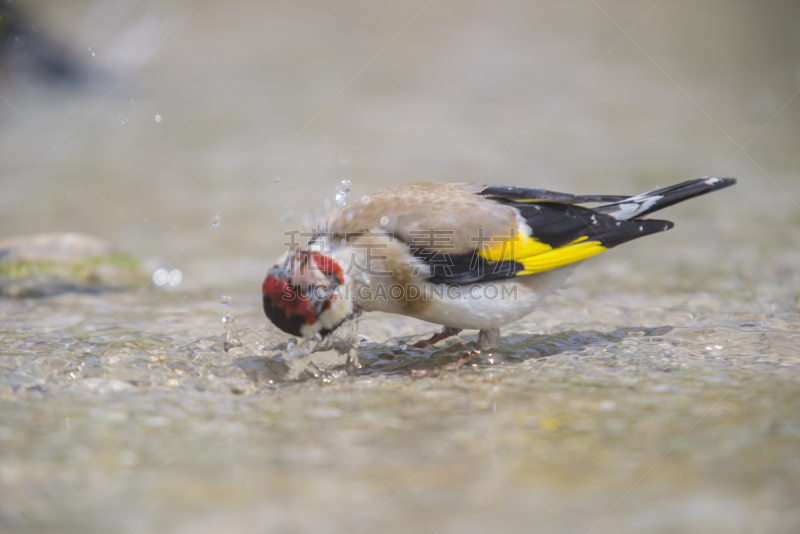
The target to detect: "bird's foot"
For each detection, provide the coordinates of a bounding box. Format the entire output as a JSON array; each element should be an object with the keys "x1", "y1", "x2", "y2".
[
  {"x1": 410, "y1": 327, "x2": 501, "y2": 377},
  {"x1": 410, "y1": 349, "x2": 479, "y2": 377},
  {"x1": 412, "y1": 326, "x2": 462, "y2": 348}
]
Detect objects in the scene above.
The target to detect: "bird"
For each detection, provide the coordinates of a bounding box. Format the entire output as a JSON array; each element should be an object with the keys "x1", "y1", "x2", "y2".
[{"x1": 262, "y1": 177, "x2": 735, "y2": 361}]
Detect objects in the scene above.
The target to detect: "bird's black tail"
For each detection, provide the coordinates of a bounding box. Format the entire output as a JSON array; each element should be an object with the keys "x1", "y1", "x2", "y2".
[{"x1": 595, "y1": 178, "x2": 736, "y2": 220}]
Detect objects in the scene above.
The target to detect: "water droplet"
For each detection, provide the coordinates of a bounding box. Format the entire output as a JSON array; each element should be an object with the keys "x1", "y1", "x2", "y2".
[
  {"x1": 88, "y1": 46, "x2": 96, "y2": 57},
  {"x1": 155, "y1": 114, "x2": 162, "y2": 123},
  {"x1": 280, "y1": 211, "x2": 295, "y2": 227},
  {"x1": 334, "y1": 180, "x2": 352, "y2": 206},
  {"x1": 274, "y1": 176, "x2": 281, "y2": 184},
  {"x1": 256, "y1": 342, "x2": 265, "y2": 351},
  {"x1": 152, "y1": 268, "x2": 169, "y2": 286},
  {"x1": 219, "y1": 295, "x2": 232, "y2": 306},
  {"x1": 362, "y1": 196, "x2": 370, "y2": 204},
  {"x1": 210, "y1": 215, "x2": 220, "y2": 228},
  {"x1": 118, "y1": 115, "x2": 129, "y2": 126},
  {"x1": 222, "y1": 312, "x2": 233, "y2": 324},
  {"x1": 380, "y1": 216, "x2": 389, "y2": 226},
  {"x1": 346, "y1": 213, "x2": 353, "y2": 222},
  {"x1": 130, "y1": 99, "x2": 136, "y2": 108},
  {"x1": 338, "y1": 156, "x2": 350, "y2": 170},
  {"x1": 167, "y1": 269, "x2": 183, "y2": 286}
]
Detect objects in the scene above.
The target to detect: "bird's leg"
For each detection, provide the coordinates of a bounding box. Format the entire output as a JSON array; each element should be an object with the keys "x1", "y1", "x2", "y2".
[
  {"x1": 410, "y1": 327, "x2": 501, "y2": 377},
  {"x1": 413, "y1": 326, "x2": 462, "y2": 348},
  {"x1": 476, "y1": 327, "x2": 500, "y2": 350}
]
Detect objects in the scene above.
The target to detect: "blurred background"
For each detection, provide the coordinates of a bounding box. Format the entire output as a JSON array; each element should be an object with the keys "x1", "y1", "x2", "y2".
[{"x1": 1, "y1": 0, "x2": 799, "y2": 296}]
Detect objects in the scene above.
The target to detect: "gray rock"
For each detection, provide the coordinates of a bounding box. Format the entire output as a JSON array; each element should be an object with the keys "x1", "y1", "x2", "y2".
[{"x1": 0, "y1": 233, "x2": 145, "y2": 297}]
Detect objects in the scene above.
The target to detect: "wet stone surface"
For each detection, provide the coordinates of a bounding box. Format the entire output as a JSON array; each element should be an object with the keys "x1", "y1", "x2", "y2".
[{"x1": 0, "y1": 289, "x2": 798, "y2": 533}]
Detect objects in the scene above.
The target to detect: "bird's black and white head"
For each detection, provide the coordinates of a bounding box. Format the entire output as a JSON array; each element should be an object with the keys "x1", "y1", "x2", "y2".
[{"x1": 262, "y1": 250, "x2": 354, "y2": 338}]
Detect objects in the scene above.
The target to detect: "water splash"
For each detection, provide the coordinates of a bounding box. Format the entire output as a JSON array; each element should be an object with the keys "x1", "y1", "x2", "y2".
[
  {"x1": 222, "y1": 312, "x2": 242, "y2": 352},
  {"x1": 335, "y1": 180, "x2": 352, "y2": 206}
]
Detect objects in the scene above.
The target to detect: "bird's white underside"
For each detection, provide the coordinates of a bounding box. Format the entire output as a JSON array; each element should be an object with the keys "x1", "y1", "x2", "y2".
[{"x1": 356, "y1": 266, "x2": 574, "y2": 330}]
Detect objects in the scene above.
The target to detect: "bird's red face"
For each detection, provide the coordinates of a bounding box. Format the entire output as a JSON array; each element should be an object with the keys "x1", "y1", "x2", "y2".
[{"x1": 262, "y1": 250, "x2": 351, "y2": 338}]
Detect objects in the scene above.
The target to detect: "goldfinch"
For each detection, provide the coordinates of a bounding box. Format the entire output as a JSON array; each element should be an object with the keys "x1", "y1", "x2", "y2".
[{"x1": 262, "y1": 177, "x2": 735, "y2": 352}]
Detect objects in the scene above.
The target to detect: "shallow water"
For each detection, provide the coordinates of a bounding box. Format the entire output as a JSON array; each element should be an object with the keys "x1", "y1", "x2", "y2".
[
  {"x1": 1, "y1": 290, "x2": 799, "y2": 533},
  {"x1": 2, "y1": 0, "x2": 800, "y2": 532}
]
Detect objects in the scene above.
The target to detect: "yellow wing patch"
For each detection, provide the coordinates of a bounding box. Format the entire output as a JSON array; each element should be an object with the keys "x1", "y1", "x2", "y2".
[
  {"x1": 478, "y1": 232, "x2": 553, "y2": 262},
  {"x1": 478, "y1": 231, "x2": 607, "y2": 275},
  {"x1": 516, "y1": 239, "x2": 606, "y2": 274}
]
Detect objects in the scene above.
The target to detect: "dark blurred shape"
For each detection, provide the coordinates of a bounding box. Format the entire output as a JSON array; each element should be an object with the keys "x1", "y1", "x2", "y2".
[{"x1": 0, "y1": 1, "x2": 84, "y2": 83}]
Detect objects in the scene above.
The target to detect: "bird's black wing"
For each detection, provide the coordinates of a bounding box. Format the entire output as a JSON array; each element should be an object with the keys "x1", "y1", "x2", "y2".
[{"x1": 414, "y1": 199, "x2": 673, "y2": 286}]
